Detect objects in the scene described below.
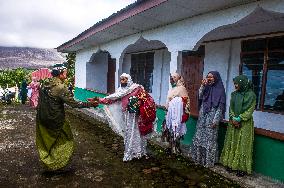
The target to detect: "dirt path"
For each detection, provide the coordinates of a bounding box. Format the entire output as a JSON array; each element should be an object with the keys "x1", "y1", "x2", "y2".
[{"x1": 0, "y1": 104, "x2": 240, "y2": 187}]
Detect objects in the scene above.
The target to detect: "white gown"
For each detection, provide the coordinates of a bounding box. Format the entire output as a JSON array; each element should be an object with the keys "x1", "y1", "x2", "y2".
[
  {"x1": 103, "y1": 75, "x2": 148, "y2": 161},
  {"x1": 104, "y1": 101, "x2": 147, "y2": 161}
]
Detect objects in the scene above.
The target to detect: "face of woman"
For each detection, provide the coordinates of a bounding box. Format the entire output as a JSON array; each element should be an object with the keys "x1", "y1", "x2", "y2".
[
  {"x1": 206, "y1": 73, "x2": 215, "y2": 85},
  {"x1": 32, "y1": 77, "x2": 37, "y2": 82},
  {"x1": 59, "y1": 69, "x2": 68, "y2": 80},
  {"x1": 234, "y1": 83, "x2": 240, "y2": 91},
  {"x1": 120, "y1": 77, "x2": 128, "y2": 84},
  {"x1": 120, "y1": 76, "x2": 128, "y2": 87},
  {"x1": 170, "y1": 76, "x2": 175, "y2": 85},
  {"x1": 172, "y1": 75, "x2": 180, "y2": 83}
]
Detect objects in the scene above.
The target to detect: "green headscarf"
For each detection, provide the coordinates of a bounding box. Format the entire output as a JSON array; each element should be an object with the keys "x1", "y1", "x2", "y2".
[{"x1": 230, "y1": 75, "x2": 256, "y2": 117}]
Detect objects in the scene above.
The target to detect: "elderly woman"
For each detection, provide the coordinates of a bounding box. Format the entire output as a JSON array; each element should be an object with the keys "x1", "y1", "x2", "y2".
[
  {"x1": 190, "y1": 71, "x2": 226, "y2": 167},
  {"x1": 93, "y1": 73, "x2": 156, "y2": 161},
  {"x1": 220, "y1": 75, "x2": 256, "y2": 177},
  {"x1": 163, "y1": 73, "x2": 190, "y2": 154}
]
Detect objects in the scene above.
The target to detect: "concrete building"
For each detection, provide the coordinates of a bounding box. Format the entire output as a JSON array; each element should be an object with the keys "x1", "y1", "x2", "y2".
[{"x1": 58, "y1": 0, "x2": 284, "y2": 182}]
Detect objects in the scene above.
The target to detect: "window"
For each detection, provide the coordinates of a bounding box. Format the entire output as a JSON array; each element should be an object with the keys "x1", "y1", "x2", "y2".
[
  {"x1": 130, "y1": 52, "x2": 154, "y2": 93},
  {"x1": 241, "y1": 36, "x2": 284, "y2": 113}
]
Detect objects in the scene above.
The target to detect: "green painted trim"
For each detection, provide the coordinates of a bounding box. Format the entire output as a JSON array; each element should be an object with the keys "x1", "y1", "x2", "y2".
[
  {"x1": 74, "y1": 87, "x2": 106, "y2": 108},
  {"x1": 216, "y1": 124, "x2": 284, "y2": 182},
  {"x1": 74, "y1": 87, "x2": 284, "y2": 182},
  {"x1": 253, "y1": 135, "x2": 284, "y2": 182},
  {"x1": 155, "y1": 107, "x2": 166, "y2": 133}
]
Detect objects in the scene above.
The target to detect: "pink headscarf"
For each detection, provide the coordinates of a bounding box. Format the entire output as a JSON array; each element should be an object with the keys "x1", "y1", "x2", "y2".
[{"x1": 32, "y1": 77, "x2": 38, "y2": 82}]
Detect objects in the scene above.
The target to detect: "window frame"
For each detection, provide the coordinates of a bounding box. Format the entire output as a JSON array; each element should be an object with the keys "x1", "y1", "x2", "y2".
[
  {"x1": 130, "y1": 52, "x2": 154, "y2": 93},
  {"x1": 240, "y1": 36, "x2": 284, "y2": 115}
]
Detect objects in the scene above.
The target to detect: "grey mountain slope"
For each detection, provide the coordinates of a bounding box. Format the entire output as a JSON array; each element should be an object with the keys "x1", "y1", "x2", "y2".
[{"x1": 0, "y1": 46, "x2": 65, "y2": 70}]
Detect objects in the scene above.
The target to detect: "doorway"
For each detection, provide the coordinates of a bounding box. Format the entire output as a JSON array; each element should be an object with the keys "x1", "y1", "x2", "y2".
[
  {"x1": 107, "y1": 56, "x2": 116, "y2": 94},
  {"x1": 181, "y1": 46, "x2": 204, "y2": 117}
]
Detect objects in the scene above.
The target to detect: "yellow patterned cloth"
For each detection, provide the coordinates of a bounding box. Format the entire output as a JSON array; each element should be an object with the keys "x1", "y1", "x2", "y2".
[{"x1": 36, "y1": 120, "x2": 74, "y2": 171}]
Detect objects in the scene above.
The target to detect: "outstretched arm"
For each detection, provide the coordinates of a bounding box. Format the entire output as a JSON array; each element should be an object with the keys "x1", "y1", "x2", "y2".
[{"x1": 60, "y1": 86, "x2": 97, "y2": 108}]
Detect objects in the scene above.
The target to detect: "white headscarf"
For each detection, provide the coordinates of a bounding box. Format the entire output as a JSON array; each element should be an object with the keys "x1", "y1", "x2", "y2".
[
  {"x1": 104, "y1": 73, "x2": 141, "y2": 100},
  {"x1": 120, "y1": 73, "x2": 133, "y2": 88}
]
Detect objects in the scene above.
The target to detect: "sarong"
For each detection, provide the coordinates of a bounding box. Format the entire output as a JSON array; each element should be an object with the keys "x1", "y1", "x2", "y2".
[{"x1": 36, "y1": 120, "x2": 74, "y2": 171}]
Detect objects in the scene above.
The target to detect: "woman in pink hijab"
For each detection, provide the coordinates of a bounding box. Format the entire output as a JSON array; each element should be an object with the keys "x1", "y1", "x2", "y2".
[{"x1": 28, "y1": 77, "x2": 40, "y2": 108}]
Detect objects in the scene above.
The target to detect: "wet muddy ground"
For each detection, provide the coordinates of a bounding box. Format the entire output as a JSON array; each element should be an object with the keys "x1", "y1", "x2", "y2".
[{"x1": 0, "y1": 104, "x2": 241, "y2": 187}]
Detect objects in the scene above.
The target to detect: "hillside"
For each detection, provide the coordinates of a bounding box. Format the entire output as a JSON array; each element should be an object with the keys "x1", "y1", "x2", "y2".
[{"x1": 0, "y1": 46, "x2": 65, "y2": 70}]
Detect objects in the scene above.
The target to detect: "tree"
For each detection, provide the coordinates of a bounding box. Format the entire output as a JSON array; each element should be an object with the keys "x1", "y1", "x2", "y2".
[
  {"x1": 65, "y1": 52, "x2": 76, "y2": 84},
  {"x1": 0, "y1": 68, "x2": 32, "y2": 88}
]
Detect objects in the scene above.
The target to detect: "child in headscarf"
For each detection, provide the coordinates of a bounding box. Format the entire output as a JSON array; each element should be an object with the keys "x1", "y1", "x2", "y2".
[
  {"x1": 28, "y1": 76, "x2": 40, "y2": 108},
  {"x1": 220, "y1": 75, "x2": 256, "y2": 177},
  {"x1": 190, "y1": 71, "x2": 226, "y2": 167}
]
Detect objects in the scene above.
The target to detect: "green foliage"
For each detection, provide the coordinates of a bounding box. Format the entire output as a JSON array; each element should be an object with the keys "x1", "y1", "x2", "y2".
[
  {"x1": 0, "y1": 68, "x2": 32, "y2": 88},
  {"x1": 65, "y1": 53, "x2": 76, "y2": 84}
]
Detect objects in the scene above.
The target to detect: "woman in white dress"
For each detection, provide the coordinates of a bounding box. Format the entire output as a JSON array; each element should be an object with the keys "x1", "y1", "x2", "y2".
[{"x1": 92, "y1": 73, "x2": 155, "y2": 161}]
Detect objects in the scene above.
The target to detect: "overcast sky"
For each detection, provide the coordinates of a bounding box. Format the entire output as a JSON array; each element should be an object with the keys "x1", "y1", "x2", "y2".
[{"x1": 0, "y1": 0, "x2": 136, "y2": 49}]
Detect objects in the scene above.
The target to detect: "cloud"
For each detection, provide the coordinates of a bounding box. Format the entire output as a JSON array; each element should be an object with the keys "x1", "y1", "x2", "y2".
[{"x1": 0, "y1": 0, "x2": 136, "y2": 48}]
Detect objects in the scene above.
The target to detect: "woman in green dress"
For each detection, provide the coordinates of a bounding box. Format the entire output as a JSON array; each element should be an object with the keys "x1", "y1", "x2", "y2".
[
  {"x1": 220, "y1": 75, "x2": 256, "y2": 177},
  {"x1": 36, "y1": 65, "x2": 97, "y2": 171}
]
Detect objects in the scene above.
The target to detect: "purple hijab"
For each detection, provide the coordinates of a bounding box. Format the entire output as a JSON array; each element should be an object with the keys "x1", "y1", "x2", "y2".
[{"x1": 202, "y1": 71, "x2": 226, "y2": 113}]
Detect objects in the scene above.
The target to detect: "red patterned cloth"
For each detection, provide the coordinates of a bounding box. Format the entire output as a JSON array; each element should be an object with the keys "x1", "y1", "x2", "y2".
[
  {"x1": 137, "y1": 90, "x2": 156, "y2": 136},
  {"x1": 181, "y1": 97, "x2": 190, "y2": 123},
  {"x1": 95, "y1": 87, "x2": 156, "y2": 136},
  {"x1": 31, "y1": 68, "x2": 52, "y2": 80},
  {"x1": 121, "y1": 87, "x2": 144, "y2": 111}
]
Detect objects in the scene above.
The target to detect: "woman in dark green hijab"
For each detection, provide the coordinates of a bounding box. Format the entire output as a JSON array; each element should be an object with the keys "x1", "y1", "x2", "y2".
[{"x1": 220, "y1": 75, "x2": 256, "y2": 177}]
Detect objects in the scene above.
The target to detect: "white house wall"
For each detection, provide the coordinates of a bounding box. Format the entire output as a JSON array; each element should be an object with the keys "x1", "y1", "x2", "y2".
[
  {"x1": 203, "y1": 40, "x2": 231, "y2": 90},
  {"x1": 142, "y1": 0, "x2": 284, "y2": 51},
  {"x1": 122, "y1": 54, "x2": 131, "y2": 75},
  {"x1": 75, "y1": 0, "x2": 283, "y2": 84},
  {"x1": 204, "y1": 38, "x2": 284, "y2": 133},
  {"x1": 253, "y1": 111, "x2": 284, "y2": 133},
  {"x1": 74, "y1": 0, "x2": 283, "y2": 107},
  {"x1": 160, "y1": 50, "x2": 171, "y2": 105},
  {"x1": 75, "y1": 49, "x2": 92, "y2": 88},
  {"x1": 86, "y1": 52, "x2": 108, "y2": 92},
  {"x1": 152, "y1": 49, "x2": 170, "y2": 105}
]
